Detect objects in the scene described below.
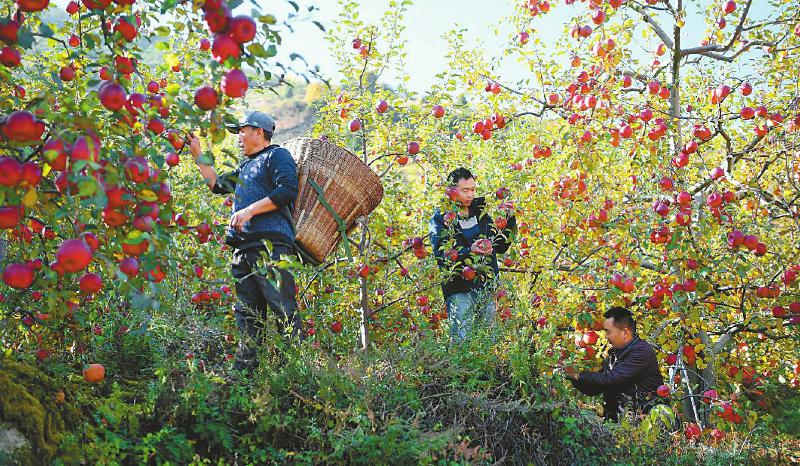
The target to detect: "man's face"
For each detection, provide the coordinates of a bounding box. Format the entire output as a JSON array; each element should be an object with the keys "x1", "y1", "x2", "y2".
[
  {"x1": 454, "y1": 177, "x2": 476, "y2": 208},
  {"x1": 603, "y1": 317, "x2": 632, "y2": 349},
  {"x1": 239, "y1": 125, "x2": 267, "y2": 156}
]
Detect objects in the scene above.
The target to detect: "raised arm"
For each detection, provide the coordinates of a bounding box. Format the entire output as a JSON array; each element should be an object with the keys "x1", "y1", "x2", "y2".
[{"x1": 189, "y1": 134, "x2": 220, "y2": 192}]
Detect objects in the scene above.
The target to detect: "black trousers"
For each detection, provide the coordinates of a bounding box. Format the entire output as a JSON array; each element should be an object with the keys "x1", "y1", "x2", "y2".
[{"x1": 230, "y1": 246, "x2": 301, "y2": 361}]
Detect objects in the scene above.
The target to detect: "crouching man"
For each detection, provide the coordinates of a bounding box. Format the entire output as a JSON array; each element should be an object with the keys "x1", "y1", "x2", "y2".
[{"x1": 564, "y1": 307, "x2": 664, "y2": 421}]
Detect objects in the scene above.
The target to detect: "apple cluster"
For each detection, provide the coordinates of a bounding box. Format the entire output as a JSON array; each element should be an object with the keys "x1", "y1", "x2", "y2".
[{"x1": 194, "y1": 0, "x2": 255, "y2": 109}]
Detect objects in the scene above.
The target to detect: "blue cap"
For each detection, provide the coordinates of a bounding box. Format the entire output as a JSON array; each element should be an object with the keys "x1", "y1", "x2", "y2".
[{"x1": 226, "y1": 111, "x2": 276, "y2": 134}]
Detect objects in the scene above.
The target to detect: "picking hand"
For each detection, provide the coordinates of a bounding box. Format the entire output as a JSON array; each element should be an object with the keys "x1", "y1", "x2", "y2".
[
  {"x1": 188, "y1": 133, "x2": 202, "y2": 161},
  {"x1": 562, "y1": 365, "x2": 580, "y2": 381},
  {"x1": 470, "y1": 238, "x2": 493, "y2": 255},
  {"x1": 229, "y1": 207, "x2": 254, "y2": 232}
]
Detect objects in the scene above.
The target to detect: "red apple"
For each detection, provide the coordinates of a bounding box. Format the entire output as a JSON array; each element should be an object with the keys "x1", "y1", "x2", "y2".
[
  {"x1": 591, "y1": 9, "x2": 605, "y2": 25},
  {"x1": 119, "y1": 257, "x2": 139, "y2": 278},
  {"x1": 17, "y1": 0, "x2": 50, "y2": 12},
  {"x1": 432, "y1": 105, "x2": 445, "y2": 118},
  {"x1": 227, "y1": 15, "x2": 256, "y2": 43},
  {"x1": 204, "y1": 4, "x2": 231, "y2": 33},
  {"x1": 194, "y1": 86, "x2": 219, "y2": 110},
  {"x1": 71, "y1": 136, "x2": 100, "y2": 163},
  {"x1": 706, "y1": 192, "x2": 722, "y2": 208},
  {"x1": 727, "y1": 229, "x2": 745, "y2": 248},
  {"x1": 114, "y1": 17, "x2": 137, "y2": 41},
  {"x1": 211, "y1": 33, "x2": 240, "y2": 63},
  {"x1": 19, "y1": 161, "x2": 42, "y2": 187},
  {"x1": 165, "y1": 152, "x2": 180, "y2": 167},
  {"x1": 98, "y1": 82, "x2": 126, "y2": 111},
  {"x1": 330, "y1": 321, "x2": 342, "y2": 333},
  {"x1": 375, "y1": 100, "x2": 389, "y2": 113},
  {"x1": 42, "y1": 138, "x2": 67, "y2": 171},
  {"x1": 56, "y1": 238, "x2": 93, "y2": 273},
  {"x1": 348, "y1": 118, "x2": 361, "y2": 132},
  {"x1": 221, "y1": 69, "x2": 248, "y2": 97},
  {"x1": 0, "y1": 19, "x2": 20, "y2": 44},
  {"x1": 0, "y1": 206, "x2": 21, "y2": 228},
  {"x1": 2, "y1": 262, "x2": 34, "y2": 288},
  {"x1": 79, "y1": 272, "x2": 102, "y2": 294},
  {"x1": 583, "y1": 331, "x2": 599, "y2": 345},
  {"x1": 2, "y1": 111, "x2": 45, "y2": 144},
  {"x1": 407, "y1": 141, "x2": 420, "y2": 155},
  {"x1": 146, "y1": 118, "x2": 165, "y2": 135},
  {"x1": 676, "y1": 191, "x2": 691, "y2": 207},
  {"x1": 445, "y1": 186, "x2": 458, "y2": 201},
  {"x1": 0, "y1": 46, "x2": 21, "y2": 67},
  {"x1": 59, "y1": 64, "x2": 76, "y2": 81},
  {"x1": 742, "y1": 234, "x2": 758, "y2": 251},
  {"x1": 461, "y1": 266, "x2": 476, "y2": 281},
  {"x1": 656, "y1": 385, "x2": 670, "y2": 397}
]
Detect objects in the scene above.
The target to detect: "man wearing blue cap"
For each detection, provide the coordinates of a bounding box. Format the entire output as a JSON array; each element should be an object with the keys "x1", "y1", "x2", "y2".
[{"x1": 188, "y1": 111, "x2": 301, "y2": 371}]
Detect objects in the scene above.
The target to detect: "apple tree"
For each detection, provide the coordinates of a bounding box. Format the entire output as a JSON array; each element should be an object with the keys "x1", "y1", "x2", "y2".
[
  {"x1": 0, "y1": 0, "x2": 310, "y2": 369},
  {"x1": 432, "y1": 0, "x2": 800, "y2": 431}
]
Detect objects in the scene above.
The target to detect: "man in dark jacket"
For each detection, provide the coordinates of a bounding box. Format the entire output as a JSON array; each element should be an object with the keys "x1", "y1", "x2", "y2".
[
  {"x1": 564, "y1": 307, "x2": 664, "y2": 421},
  {"x1": 429, "y1": 168, "x2": 516, "y2": 343},
  {"x1": 188, "y1": 111, "x2": 300, "y2": 371}
]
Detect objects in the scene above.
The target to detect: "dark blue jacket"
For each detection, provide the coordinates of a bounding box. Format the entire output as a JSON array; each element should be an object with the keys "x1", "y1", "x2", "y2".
[
  {"x1": 212, "y1": 145, "x2": 298, "y2": 250},
  {"x1": 429, "y1": 197, "x2": 516, "y2": 298},
  {"x1": 570, "y1": 335, "x2": 664, "y2": 421}
]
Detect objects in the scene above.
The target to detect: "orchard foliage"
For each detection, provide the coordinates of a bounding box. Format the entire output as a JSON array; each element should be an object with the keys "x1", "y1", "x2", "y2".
[
  {"x1": 0, "y1": 0, "x2": 798, "y2": 457},
  {"x1": 304, "y1": 0, "x2": 800, "y2": 435}
]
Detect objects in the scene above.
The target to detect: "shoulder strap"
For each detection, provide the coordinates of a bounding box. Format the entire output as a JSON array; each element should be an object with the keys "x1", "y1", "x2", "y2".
[{"x1": 260, "y1": 144, "x2": 297, "y2": 236}]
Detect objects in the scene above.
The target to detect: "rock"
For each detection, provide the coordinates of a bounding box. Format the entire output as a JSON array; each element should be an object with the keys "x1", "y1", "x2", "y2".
[{"x1": 0, "y1": 423, "x2": 30, "y2": 462}]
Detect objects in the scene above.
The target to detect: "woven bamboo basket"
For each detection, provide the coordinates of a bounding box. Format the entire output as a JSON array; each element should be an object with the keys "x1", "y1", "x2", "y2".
[{"x1": 283, "y1": 137, "x2": 384, "y2": 264}]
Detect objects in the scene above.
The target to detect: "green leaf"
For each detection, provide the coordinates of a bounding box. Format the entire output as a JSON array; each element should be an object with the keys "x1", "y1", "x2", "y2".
[
  {"x1": 16, "y1": 28, "x2": 33, "y2": 49},
  {"x1": 288, "y1": 1, "x2": 299, "y2": 12},
  {"x1": 38, "y1": 23, "x2": 54, "y2": 38},
  {"x1": 312, "y1": 21, "x2": 326, "y2": 32},
  {"x1": 165, "y1": 83, "x2": 181, "y2": 96},
  {"x1": 155, "y1": 26, "x2": 171, "y2": 36},
  {"x1": 130, "y1": 289, "x2": 157, "y2": 310},
  {"x1": 696, "y1": 280, "x2": 710, "y2": 293},
  {"x1": 228, "y1": 0, "x2": 243, "y2": 9},
  {"x1": 160, "y1": 0, "x2": 179, "y2": 14},
  {"x1": 247, "y1": 43, "x2": 267, "y2": 57},
  {"x1": 259, "y1": 14, "x2": 277, "y2": 25},
  {"x1": 77, "y1": 180, "x2": 98, "y2": 197}
]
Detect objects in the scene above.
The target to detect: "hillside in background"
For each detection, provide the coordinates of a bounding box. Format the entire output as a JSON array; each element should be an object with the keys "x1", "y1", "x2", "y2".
[{"x1": 242, "y1": 80, "x2": 323, "y2": 144}]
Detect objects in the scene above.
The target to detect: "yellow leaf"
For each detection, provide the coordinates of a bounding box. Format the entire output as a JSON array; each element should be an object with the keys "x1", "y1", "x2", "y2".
[
  {"x1": 22, "y1": 188, "x2": 38, "y2": 207},
  {"x1": 164, "y1": 53, "x2": 180, "y2": 67},
  {"x1": 139, "y1": 189, "x2": 158, "y2": 202}
]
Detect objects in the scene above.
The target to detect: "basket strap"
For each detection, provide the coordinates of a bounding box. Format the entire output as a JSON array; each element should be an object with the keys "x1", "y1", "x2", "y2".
[{"x1": 308, "y1": 178, "x2": 353, "y2": 259}]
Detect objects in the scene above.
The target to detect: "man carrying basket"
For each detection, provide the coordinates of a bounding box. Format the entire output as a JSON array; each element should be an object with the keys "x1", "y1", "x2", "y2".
[{"x1": 188, "y1": 111, "x2": 301, "y2": 371}]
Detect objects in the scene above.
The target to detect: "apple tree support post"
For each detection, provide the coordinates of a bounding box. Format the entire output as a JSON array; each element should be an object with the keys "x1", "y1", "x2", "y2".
[{"x1": 307, "y1": 179, "x2": 370, "y2": 348}]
